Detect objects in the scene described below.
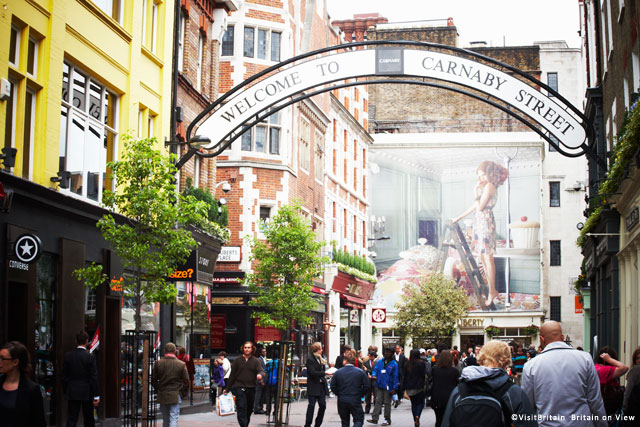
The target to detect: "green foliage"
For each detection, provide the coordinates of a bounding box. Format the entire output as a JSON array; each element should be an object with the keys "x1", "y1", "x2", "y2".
[
  {"x1": 246, "y1": 202, "x2": 328, "y2": 331},
  {"x1": 183, "y1": 179, "x2": 229, "y2": 226},
  {"x1": 522, "y1": 324, "x2": 540, "y2": 336},
  {"x1": 577, "y1": 206, "x2": 603, "y2": 247},
  {"x1": 394, "y1": 273, "x2": 469, "y2": 340},
  {"x1": 73, "y1": 135, "x2": 209, "y2": 332},
  {"x1": 331, "y1": 246, "x2": 377, "y2": 281},
  {"x1": 485, "y1": 325, "x2": 501, "y2": 337}
]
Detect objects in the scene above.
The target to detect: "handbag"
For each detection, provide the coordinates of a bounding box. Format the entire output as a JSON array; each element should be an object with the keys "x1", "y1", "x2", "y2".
[
  {"x1": 601, "y1": 383, "x2": 625, "y2": 416},
  {"x1": 217, "y1": 393, "x2": 236, "y2": 416}
]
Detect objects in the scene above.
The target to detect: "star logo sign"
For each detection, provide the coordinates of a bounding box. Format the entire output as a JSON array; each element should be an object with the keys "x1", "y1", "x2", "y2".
[{"x1": 14, "y1": 234, "x2": 41, "y2": 263}]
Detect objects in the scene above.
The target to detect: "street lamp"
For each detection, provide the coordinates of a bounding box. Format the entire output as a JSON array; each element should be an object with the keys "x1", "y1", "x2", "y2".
[{"x1": 167, "y1": 135, "x2": 212, "y2": 170}]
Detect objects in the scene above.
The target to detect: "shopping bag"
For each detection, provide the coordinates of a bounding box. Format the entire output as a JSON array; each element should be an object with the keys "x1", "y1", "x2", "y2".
[{"x1": 217, "y1": 393, "x2": 236, "y2": 416}]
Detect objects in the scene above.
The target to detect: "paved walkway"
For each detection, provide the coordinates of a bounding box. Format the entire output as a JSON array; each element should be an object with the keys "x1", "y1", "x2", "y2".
[{"x1": 176, "y1": 397, "x2": 437, "y2": 426}]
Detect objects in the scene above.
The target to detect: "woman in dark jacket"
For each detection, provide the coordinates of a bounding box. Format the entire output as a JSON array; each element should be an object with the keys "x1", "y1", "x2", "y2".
[
  {"x1": 305, "y1": 342, "x2": 329, "y2": 427},
  {"x1": 403, "y1": 349, "x2": 430, "y2": 427},
  {"x1": 430, "y1": 350, "x2": 460, "y2": 427},
  {"x1": 0, "y1": 341, "x2": 46, "y2": 427}
]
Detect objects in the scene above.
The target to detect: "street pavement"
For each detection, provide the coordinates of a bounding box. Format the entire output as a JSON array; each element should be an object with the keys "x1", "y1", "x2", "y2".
[{"x1": 175, "y1": 397, "x2": 437, "y2": 426}]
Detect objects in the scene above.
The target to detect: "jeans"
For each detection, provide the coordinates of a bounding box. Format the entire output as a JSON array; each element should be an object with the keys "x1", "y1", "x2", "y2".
[
  {"x1": 409, "y1": 391, "x2": 425, "y2": 419},
  {"x1": 159, "y1": 396, "x2": 181, "y2": 427},
  {"x1": 338, "y1": 401, "x2": 365, "y2": 427},
  {"x1": 231, "y1": 387, "x2": 255, "y2": 427},
  {"x1": 370, "y1": 388, "x2": 392, "y2": 422},
  {"x1": 67, "y1": 400, "x2": 95, "y2": 427},
  {"x1": 304, "y1": 392, "x2": 327, "y2": 427}
]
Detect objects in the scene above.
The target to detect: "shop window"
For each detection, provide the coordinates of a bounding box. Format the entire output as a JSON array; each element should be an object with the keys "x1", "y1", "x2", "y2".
[
  {"x1": 550, "y1": 240, "x2": 561, "y2": 266},
  {"x1": 221, "y1": 25, "x2": 234, "y2": 56},
  {"x1": 550, "y1": 296, "x2": 561, "y2": 321},
  {"x1": 549, "y1": 181, "x2": 560, "y2": 207},
  {"x1": 60, "y1": 62, "x2": 118, "y2": 204}
]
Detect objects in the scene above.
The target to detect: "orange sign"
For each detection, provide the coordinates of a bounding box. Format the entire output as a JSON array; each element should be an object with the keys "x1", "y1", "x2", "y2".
[
  {"x1": 110, "y1": 277, "x2": 123, "y2": 292},
  {"x1": 575, "y1": 295, "x2": 584, "y2": 314},
  {"x1": 169, "y1": 268, "x2": 194, "y2": 279}
]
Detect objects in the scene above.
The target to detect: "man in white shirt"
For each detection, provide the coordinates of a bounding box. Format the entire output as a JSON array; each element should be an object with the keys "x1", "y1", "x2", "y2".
[
  {"x1": 219, "y1": 351, "x2": 231, "y2": 380},
  {"x1": 521, "y1": 321, "x2": 607, "y2": 427}
]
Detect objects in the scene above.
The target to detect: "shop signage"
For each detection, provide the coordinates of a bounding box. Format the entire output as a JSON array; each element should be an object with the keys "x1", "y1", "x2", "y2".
[
  {"x1": 254, "y1": 319, "x2": 282, "y2": 342},
  {"x1": 217, "y1": 246, "x2": 241, "y2": 262},
  {"x1": 346, "y1": 282, "x2": 363, "y2": 297},
  {"x1": 168, "y1": 251, "x2": 196, "y2": 282},
  {"x1": 197, "y1": 246, "x2": 217, "y2": 283},
  {"x1": 110, "y1": 276, "x2": 123, "y2": 293},
  {"x1": 372, "y1": 308, "x2": 387, "y2": 323},
  {"x1": 197, "y1": 47, "x2": 586, "y2": 157},
  {"x1": 14, "y1": 233, "x2": 41, "y2": 264},
  {"x1": 211, "y1": 297, "x2": 244, "y2": 305},
  {"x1": 457, "y1": 318, "x2": 485, "y2": 328},
  {"x1": 625, "y1": 207, "x2": 639, "y2": 232},
  {"x1": 212, "y1": 271, "x2": 245, "y2": 286},
  {"x1": 210, "y1": 314, "x2": 226, "y2": 349},
  {"x1": 332, "y1": 271, "x2": 375, "y2": 301},
  {"x1": 575, "y1": 295, "x2": 584, "y2": 314},
  {"x1": 350, "y1": 309, "x2": 360, "y2": 325}
]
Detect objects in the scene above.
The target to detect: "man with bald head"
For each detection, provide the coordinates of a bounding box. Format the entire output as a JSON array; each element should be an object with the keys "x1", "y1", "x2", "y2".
[{"x1": 521, "y1": 321, "x2": 606, "y2": 426}]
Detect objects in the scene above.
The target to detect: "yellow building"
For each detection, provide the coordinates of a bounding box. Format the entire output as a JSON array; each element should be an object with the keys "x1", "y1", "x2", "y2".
[{"x1": 1, "y1": 1, "x2": 175, "y2": 423}]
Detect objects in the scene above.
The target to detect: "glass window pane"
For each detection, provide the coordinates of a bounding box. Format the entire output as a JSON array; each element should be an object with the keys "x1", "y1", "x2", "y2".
[
  {"x1": 104, "y1": 92, "x2": 117, "y2": 128},
  {"x1": 9, "y1": 27, "x2": 18, "y2": 65},
  {"x1": 59, "y1": 105, "x2": 68, "y2": 165},
  {"x1": 27, "y1": 38, "x2": 37, "y2": 76},
  {"x1": 255, "y1": 126, "x2": 266, "y2": 153},
  {"x1": 22, "y1": 91, "x2": 34, "y2": 179},
  {"x1": 271, "y1": 32, "x2": 281, "y2": 61},
  {"x1": 62, "y1": 63, "x2": 69, "y2": 103},
  {"x1": 4, "y1": 80, "x2": 15, "y2": 150},
  {"x1": 89, "y1": 82, "x2": 103, "y2": 121},
  {"x1": 222, "y1": 25, "x2": 234, "y2": 56},
  {"x1": 258, "y1": 29, "x2": 267, "y2": 59},
  {"x1": 550, "y1": 240, "x2": 561, "y2": 266},
  {"x1": 72, "y1": 69, "x2": 87, "y2": 111},
  {"x1": 547, "y1": 72, "x2": 558, "y2": 96},
  {"x1": 241, "y1": 127, "x2": 252, "y2": 151},
  {"x1": 68, "y1": 112, "x2": 85, "y2": 195},
  {"x1": 244, "y1": 27, "x2": 254, "y2": 57},
  {"x1": 86, "y1": 122, "x2": 103, "y2": 201},
  {"x1": 549, "y1": 181, "x2": 560, "y2": 207},
  {"x1": 269, "y1": 110, "x2": 280, "y2": 124},
  {"x1": 269, "y1": 128, "x2": 280, "y2": 154}
]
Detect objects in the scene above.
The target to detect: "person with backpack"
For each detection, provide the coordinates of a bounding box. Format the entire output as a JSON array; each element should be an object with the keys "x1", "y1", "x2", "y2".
[
  {"x1": 441, "y1": 340, "x2": 537, "y2": 427},
  {"x1": 366, "y1": 347, "x2": 399, "y2": 426},
  {"x1": 623, "y1": 346, "x2": 640, "y2": 426},
  {"x1": 402, "y1": 349, "x2": 430, "y2": 427},
  {"x1": 429, "y1": 350, "x2": 459, "y2": 427},
  {"x1": 264, "y1": 350, "x2": 280, "y2": 419}
]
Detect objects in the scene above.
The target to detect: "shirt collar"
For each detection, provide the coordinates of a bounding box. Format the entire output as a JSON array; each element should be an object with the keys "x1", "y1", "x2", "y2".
[
  {"x1": 541, "y1": 341, "x2": 572, "y2": 352},
  {"x1": 77, "y1": 346, "x2": 87, "y2": 350},
  {"x1": 165, "y1": 353, "x2": 177, "y2": 358}
]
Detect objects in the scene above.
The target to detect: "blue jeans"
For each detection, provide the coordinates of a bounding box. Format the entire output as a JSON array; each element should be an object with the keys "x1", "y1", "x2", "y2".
[
  {"x1": 160, "y1": 396, "x2": 181, "y2": 427},
  {"x1": 409, "y1": 391, "x2": 425, "y2": 419}
]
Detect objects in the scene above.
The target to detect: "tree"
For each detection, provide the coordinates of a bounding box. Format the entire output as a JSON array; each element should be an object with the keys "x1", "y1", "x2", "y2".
[
  {"x1": 245, "y1": 202, "x2": 327, "y2": 331},
  {"x1": 74, "y1": 135, "x2": 208, "y2": 419},
  {"x1": 394, "y1": 273, "x2": 470, "y2": 344}
]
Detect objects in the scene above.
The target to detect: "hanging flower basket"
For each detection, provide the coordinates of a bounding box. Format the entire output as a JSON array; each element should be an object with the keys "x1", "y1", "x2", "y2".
[
  {"x1": 523, "y1": 324, "x2": 539, "y2": 336},
  {"x1": 485, "y1": 325, "x2": 501, "y2": 337}
]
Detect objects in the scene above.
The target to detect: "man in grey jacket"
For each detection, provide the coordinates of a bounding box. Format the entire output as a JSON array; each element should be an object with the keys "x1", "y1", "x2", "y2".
[
  {"x1": 522, "y1": 321, "x2": 607, "y2": 427},
  {"x1": 152, "y1": 342, "x2": 189, "y2": 427}
]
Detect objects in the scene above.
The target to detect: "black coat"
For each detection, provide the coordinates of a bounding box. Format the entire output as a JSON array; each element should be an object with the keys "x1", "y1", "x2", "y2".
[
  {"x1": 306, "y1": 354, "x2": 329, "y2": 397},
  {"x1": 430, "y1": 366, "x2": 460, "y2": 409},
  {"x1": 330, "y1": 365, "x2": 370, "y2": 404},
  {"x1": 402, "y1": 360, "x2": 429, "y2": 391},
  {"x1": 62, "y1": 347, "x2": 99, "y2": 401},
  {"x1": 0, "y1": 374, "x2": 46, "y2": 427},
  {"x1": 395, "y1": 353, "x2": 408, "y2": 386}
]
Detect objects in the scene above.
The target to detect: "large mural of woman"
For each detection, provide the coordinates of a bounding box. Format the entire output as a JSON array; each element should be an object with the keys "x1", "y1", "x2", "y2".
[{"x1": 452, "y1": 160, "x2": 508, "y2": 307}]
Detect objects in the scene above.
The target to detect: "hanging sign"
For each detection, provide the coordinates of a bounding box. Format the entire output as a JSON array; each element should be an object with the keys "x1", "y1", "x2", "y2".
[
  {"x1": 372, "y1": 308, "x2": 387, "y2": 323},
  {"x1": 14, "y1": 233, "x2": 42, "y2": 264}
]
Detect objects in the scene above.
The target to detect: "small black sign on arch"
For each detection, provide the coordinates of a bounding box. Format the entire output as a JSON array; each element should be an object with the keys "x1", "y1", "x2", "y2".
[{"x1": 376, "y1": 47, "x2": 404, "y2": 75}]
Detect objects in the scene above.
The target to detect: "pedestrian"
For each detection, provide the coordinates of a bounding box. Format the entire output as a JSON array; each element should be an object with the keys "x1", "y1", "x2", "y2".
[
  {"x1": 62, "y1": 331, "x2": 100, "y2": 427},
  {"x1": 511, "y1": 344, "x2": 528, "y2": 385},
  {"x1": 219, "y1": 351, "x2": 231, "y2": 382},
  {"x1": 527, "y1": 344, "x2": 537, "y2": 359},
  {"x1": 451, "y1": 350, "x2": 463, "y2": 374},
  {"x1": 264, "y1": 350, "x2": 280, "y2": 418},
  {"x1": 335, "y1": 344, "x2": 353, "y2": 369},
  {"x1": 367, "y1": 347, "x2": 399, "y2": 426},
  {"x1": 363, "y1": 350, "x2": 378, "y2": 414},
  {"x1": 393, "y1": 344, "x2": 407, "y2": 407},
  {"x1": 151, "y1": 342, "x2": 189, "y2": 427},
  {"x1": 402, "y1": 349, "x2": 430, "y2": 427},
  {"x1": 594, "y1": 346, "x2": 628, "y2": 417},
  {"x1": 0, "y1": 341, "x2": 46, "y2": 427},
  {"x1": 521, "y1": 321, "x2": 607, "y2": 426},
  {"x1": 464, "y1": 347, "x2": 477, "y2": 367},
  {"x1": 223, "y1": 341, "x2": 265, "y2": 427},
  {"x1": 441, "y1": 340, "x2": 537, "y2": 427},
  {"x1": 210, "y1": 358, "x2": 225, "y2": 406},
  {"x1": 429, "y1": 350, "x2": 459, "y2": 427},
  {"x1": 331, "y1": 349, "x2": 370, "y2": 427},
  {"x1": 177, "y1": 346, "x2": 195, "y2": 387},
  {"x1": 305, "y1": 342, "x2": 329, "y2": 427},
  {"x1": 623, "y1": 346, "x2": 640, "y2": 425},
  {"x1": 253, "y1": 348, "x2": 267, "y2": 414}
]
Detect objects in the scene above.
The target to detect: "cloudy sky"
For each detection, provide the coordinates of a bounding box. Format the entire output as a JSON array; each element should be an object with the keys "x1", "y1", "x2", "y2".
[{"x1": 324, "y1": 0, "x2": 582, "y2": 49}]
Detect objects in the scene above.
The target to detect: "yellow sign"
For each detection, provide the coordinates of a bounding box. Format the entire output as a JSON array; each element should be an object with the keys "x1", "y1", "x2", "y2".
[
  {"x1": 211, "y1": 297, "x2": 244, "y2": 305},
  {"x1": 457, "y1": 318, "x2": 485, "y2": 328}
]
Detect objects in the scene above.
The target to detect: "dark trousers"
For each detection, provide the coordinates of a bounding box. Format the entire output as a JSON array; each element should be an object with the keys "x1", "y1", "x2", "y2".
[
  {"x1": 264, "y1": 384, "x2": 277, "y2": 416},
  {"x1": 67, "y1": 400, "x2": 94, "y2": 427},
  {"x1": 253, "y1": 383, "x2": 265, "y2": 412},
  {"x1": 409, "y1": 391, "x2": 425, "y2": 419},
  {"x1": 434, "y1": 406, "x2": 446, "y2": 427},
  {"x1": 364, "y1": 379, "x2": 376, "y2": 412},
  {"x1": 304, "y1": 392, "x2": 326, "y2": 427},
  {"x1": 231, "y1": 387, "x2": 255, "y2": 427},
  {"x1": 338, "y1": 401, "x2": 364, "y2": 427}
]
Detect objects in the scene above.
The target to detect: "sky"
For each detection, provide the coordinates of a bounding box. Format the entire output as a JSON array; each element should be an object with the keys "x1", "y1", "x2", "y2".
[{"x1": 324, "y1": 0, "x2": 582, "y2": 49}]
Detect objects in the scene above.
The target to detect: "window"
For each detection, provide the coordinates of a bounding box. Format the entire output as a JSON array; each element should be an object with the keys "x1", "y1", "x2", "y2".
[
  {"x1": 549, "y1": 240, "x2": 561, "y2": 266},
  {"x1": 240, "y1": 110, "x2": 281, "y2": 154},
  {"x1": 243, "y1": 26, "x2": 281, "y2": 61},
  {"x1": 549, "y1": 181, "x2": 560, "y2": 207},
  {"x1": 141, "y1": 0, "x2": 147, "y2": 44},
  {"x1": 4, "y1": 79, "x2": 16, "y2": 152},
  {"x1": 60, "y1": 62, "x2": 119, "y2": 203},
  {"x1": 300, "y1": 118, "x2": 310, "y2": 170},
  {"x1": 548, "y1": 134, "x2": 559, "y2": 152},
  {"x1": 177, "y1": 12, "x2": 186, "y2": 72},
  {"x1": 9, "y1": 26, "x2": 19, "y2": 66},
  {"x1": 27, "y1": 37, "x2": 38, "y2": 77},
  {"x1": 222, "y1": 25, "x2": 234, "y2": 56},
  {"x1": 22, "y1": 90, "x2": 35, "y2": 179},
  {"x1": 260, "y1": 206, "x2": 271, "y2": 223},
  {"x1": 151, "y1": 2, "x2": 158, "y2": 53},
  {"x1": 547, "y1": 72, "x2": 558, "y2": 96},
  {"x1": 196, "y1": 33, "x2": 204, "y2": 91},
  {"x1": 93, "y1": 0, "x2": 123, "y2": 23},
  {"x1": 549, "y1": 296, "x2": 561, "y2": 321},
  {"x1": 314, "y1": 130, "x2": 324, "y2": 181}
]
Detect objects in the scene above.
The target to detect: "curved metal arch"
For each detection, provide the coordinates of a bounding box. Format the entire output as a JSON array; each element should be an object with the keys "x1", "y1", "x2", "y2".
[
  {"x1": 185, "y1": 40, "x2": 594, "y2": 161},
  {"x1": 195, "y1": 78, "x2": 584, "y2": 159}
]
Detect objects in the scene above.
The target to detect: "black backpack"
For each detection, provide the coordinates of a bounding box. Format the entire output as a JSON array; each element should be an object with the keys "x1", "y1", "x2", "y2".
[{"x1": 449, "y1": 380, "x2": 514, "y2": 427}]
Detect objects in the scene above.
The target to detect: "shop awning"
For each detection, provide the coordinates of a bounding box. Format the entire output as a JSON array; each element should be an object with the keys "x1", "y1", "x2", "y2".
[
  {"x1": 341, "y1": 294, "x2": 367, "y2": 309},
  {"x1": 311, "y1": 286, "x2": 326, "y2": 294}
]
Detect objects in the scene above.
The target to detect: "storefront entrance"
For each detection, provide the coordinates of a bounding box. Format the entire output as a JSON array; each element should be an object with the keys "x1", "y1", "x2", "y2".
[{"x1": 460, "y1": 334, "x2": 485, "y2": 352}]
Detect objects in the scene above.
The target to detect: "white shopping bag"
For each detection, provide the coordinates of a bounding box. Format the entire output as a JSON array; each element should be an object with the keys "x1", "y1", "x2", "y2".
[{"x1": 217, "y1": 393, "x2": 236, "y2": 416}]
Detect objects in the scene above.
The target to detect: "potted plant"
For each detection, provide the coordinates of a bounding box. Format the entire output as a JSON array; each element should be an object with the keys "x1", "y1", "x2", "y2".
[
  {"x1": 485, "y1": 325, "x2": 501, "y2": 337},
  {"x1": 523, "y1": 324, "x2": 540, "y2": 336}
]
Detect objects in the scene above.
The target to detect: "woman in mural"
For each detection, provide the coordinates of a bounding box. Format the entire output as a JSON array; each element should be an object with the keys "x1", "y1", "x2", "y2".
[{"x1": 453, "y1": 160, "x2": 508, "y2": 307}]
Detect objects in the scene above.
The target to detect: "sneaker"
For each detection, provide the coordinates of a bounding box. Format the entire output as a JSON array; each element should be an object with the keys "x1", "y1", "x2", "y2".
[
  {"x1": 367, "y1": 419, "x2": 378, "y2": 424},
  {"x1": 381, "y1": 421, "x2": 391, "y2": 426}
]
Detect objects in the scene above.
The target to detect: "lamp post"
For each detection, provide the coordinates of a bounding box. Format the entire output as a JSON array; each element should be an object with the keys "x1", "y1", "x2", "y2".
[{"x1": 167, "y1": 135, "x2": 212, "y2": 170}]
